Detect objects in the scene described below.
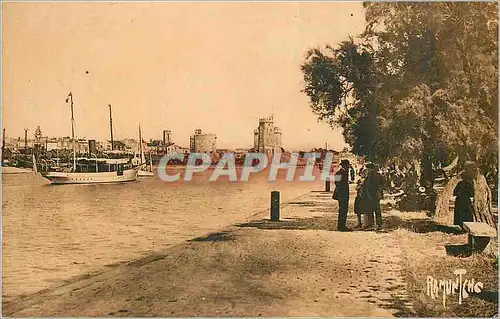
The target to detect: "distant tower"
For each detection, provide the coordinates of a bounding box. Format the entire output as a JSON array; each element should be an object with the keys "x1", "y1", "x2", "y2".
[
  {"x1": 33, "y1": 126, "x2": 44, "y2": 149},
  {"x1": 35, "y1": 126, "x2": 42, "y2": 141},
  {"x1": 274, "y1": 127, "x2": 282, "y2": 149},
  {"x1": 254, "y1": 116, "x2": 281, "y2": 153},
  {"x1": 190, "y1": 129, "x2": 217, "y2": 153},
  {"x1": 163, "y1": 130, "x2": 172, "y2": 145}
]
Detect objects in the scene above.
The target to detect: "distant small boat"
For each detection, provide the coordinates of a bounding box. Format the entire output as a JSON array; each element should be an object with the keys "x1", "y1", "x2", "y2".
[
  {"x1": 138, "y1": 154, "x2": 154, "y2": 177},
  {"x1": 137, "y1": 124, "x2": 154, "y2": 178},
  {"x1": 32, "y1": 154, "x2": 38, "y2": 174},
  {"x1": 138, "y1": 168, "x2": 154, "y2": 177}
]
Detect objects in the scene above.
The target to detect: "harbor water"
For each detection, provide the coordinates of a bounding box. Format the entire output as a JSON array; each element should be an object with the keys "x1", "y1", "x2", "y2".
[{"x1": 2, "y1": 167, "x2": 327, "y2": 301}]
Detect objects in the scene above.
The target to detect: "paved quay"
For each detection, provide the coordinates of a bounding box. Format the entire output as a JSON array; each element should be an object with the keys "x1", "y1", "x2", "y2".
[{"x1": 4, "y1": 190, "x2": 414, "y2": 317}]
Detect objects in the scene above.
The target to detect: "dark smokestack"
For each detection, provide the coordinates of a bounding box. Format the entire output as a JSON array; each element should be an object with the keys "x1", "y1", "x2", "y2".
[
  {"x1": 88, "y1": 140, "x2": 96, "y2": 155},
  {"x1": 24, "y1": 128, "x2": 28, "y2": 152}
]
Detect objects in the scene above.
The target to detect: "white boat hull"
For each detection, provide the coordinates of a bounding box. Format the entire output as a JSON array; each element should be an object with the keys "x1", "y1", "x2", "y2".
[
  {"x1": 138, "y1": 169, "x2": 154, "y2": 177},
  {"x1": 43, "y1": 168, "x2": 139, "y2": 185}
]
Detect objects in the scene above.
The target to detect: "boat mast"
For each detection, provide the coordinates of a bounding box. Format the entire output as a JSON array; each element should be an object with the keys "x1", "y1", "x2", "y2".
[
  {"x1": 149, "y1": 152, "x2": 152, "y2": 171},
  {"x1": 139, "y1": 124, "x2": 143, "y2": 163},
  {"x1": 109, "y1": 104, "x2": 114, "y2": 151},
  {"x1": 2, "y1": 128, "x2": 5, "y2": 166},
  {"x1": 66, "y1": 92, "x2": 76, "y2": 171}
]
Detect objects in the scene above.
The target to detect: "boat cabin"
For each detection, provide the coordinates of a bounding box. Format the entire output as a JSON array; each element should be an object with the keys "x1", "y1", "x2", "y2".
[{"x1": 74, "y1": 157, "x2": 133, "y2": 174}]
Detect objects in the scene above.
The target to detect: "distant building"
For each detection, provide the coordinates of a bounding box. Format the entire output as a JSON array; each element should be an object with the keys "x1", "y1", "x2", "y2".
[
  {"x1": 105, "y1": 140, "x2": 128, "y2": 152},
  {"x1": 166, "y1": 144, "x2": 180, "y2": 154},
  {"x1": 5, "y1": 134, "x2": 107, "y2": 155},
  {"x1": 146, "y1": 139, "x2": 162, "y2": 153},
  {"x1": 76, "y1": 138, "x2": 90, "y2": 154},
  {"x1": 5, "y1": 137, "x2": 34, "y2": 150},
  {"x1": 161, "y1": 144, "x2": 189, "y2": 154},
  {"x1": 45, "y1": 139, "x2": 58, "y2": 151},
  {"x1": 138, "y1": 130, "x2": 180, "y2": 154},
  {"x1": 190, "y1": 129, "x2": 217, "y2": 153},
  {"x1": 122, "y1": 138, "x2": 139, "y2": 152},
  {"x1": 44, "y1": 137, "x2": 71, "y2": 151},
  {"x1": 44, "y1": 137, "x2": 91, "y2": 154},
  {"x1": 254, "y1": 116, "x2": 282, "y2": 153}
]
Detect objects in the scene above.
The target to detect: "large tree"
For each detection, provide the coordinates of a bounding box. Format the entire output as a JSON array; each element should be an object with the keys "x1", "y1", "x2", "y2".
[{"x1": 301, "y1": 2, "x2": 498, "y2": 187}]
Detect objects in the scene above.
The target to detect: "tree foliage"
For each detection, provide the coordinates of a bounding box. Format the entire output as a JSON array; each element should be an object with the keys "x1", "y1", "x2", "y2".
[{"x1": 301, "y1": 2, "x2": 498, "y2": 181}]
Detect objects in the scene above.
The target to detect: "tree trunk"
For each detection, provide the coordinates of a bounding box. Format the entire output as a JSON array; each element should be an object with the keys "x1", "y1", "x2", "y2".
[
  {"x1": 435, "y1": 174, "x2": 461, "y2": 225},
  {"x1": 472, "y1": 173, "x2": 495, "y2": 227},
  {"x1": 434, "y1": 170, "x2": 496, "y2": 227}
]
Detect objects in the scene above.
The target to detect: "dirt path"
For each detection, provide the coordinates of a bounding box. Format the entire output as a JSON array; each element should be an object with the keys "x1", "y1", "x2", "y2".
[{"x1": 3, "y1": 191, "x2": 413, "y2": 317}]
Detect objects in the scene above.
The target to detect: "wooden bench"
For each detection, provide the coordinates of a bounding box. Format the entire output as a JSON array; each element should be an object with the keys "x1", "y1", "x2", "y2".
[{"x1": 463, "y1": 222, "x2": 497, "y2": 254}]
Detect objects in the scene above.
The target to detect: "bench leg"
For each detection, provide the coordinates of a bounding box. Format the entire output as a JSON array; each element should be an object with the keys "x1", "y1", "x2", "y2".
[{"x1": 468, "y1": 235, "x2": 492, "y2": 254}]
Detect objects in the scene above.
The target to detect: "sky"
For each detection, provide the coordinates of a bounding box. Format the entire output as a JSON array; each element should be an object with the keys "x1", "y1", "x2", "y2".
[{"x1": 2, "y1": 2, "x2": 366, "y2": 150}]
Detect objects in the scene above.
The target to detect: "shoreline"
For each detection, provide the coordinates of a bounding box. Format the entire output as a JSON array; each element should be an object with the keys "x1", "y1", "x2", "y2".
[
  {"x1": 2, "y1": 188, "x2": 317, "y2": 305},
  {"x1": 3, "y1": 189, "x2": 407, "y2": 317},
  {"x1": 3, "y1": 189, "x2": 497, "y2": 317},
  {"x1": 2, "y1": 166, "x2": 35, "y2": 174}
]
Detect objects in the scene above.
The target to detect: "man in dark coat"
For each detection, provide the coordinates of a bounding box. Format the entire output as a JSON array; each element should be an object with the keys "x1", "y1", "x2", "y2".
[{"x1": 333, "y1": 159, "x2": 351, "y2": 231}]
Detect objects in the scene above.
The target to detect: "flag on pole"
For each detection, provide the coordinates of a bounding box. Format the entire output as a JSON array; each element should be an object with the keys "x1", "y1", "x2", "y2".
[{"x1": 65, "y1": 92, "x2": 72, "y2": 103}]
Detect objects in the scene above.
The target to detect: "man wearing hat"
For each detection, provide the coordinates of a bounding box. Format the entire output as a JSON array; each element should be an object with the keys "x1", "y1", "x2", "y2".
[{"x1": 333, "y1": 159, "x2": 351, "y2": 231}]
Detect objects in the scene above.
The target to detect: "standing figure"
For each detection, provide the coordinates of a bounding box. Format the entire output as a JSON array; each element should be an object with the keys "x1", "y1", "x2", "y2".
[
  {"x1": 354, "y1": 167, "x2": 369, "y2": 228},
  {"x1": 333, "y1": 159, "x2": 351, "y2": 231},
  {"x1": 453, "y1": 168, "x2": 475, "y2": 227},
  {"x1": 350, "y1": 165, "x2": 356, "y2": 183},
  {"x1": 364, "y1": 163, "x2": 384, "y2": 230}
]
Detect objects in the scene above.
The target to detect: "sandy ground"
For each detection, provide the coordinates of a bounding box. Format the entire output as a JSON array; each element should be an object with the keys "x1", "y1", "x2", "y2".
[
  {"x1": 3, "y1": 189, "x2": 497, "y2": 317},
  {"x1": 3, "y1": 190, "x2": 414, "y2": 317},
  {"x1": 2, "y1": 171, "x2": 320, "y2": 301}
]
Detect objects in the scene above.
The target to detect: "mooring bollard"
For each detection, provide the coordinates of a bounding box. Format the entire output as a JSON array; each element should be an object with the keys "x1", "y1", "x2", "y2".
[
  {"x1": 270, "y1": 191, "x2": 280, "y2": 221},
  {"x1": 325, "y1": 177, "x2": 331, "y2": 192}
]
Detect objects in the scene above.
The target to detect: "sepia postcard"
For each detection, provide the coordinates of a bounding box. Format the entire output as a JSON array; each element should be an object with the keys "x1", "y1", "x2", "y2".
[{"x1": 1, "y1": 1, "x2": 498, "y2": 317}]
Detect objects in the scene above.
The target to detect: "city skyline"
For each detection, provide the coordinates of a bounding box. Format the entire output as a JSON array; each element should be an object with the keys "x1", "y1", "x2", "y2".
[
  {"x1": 3, "y1": 2, "x2": 366, "y2": 150},
  {"x1": 3, "y1": 126, "x2": 348, "y2": 152}
]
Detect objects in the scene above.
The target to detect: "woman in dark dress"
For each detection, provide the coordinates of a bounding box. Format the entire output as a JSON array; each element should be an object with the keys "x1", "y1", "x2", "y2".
[
  {"x1": 453, "y1": 174, "x2": 474, "y2": 227},
  {"x1": 354, "y1": 172, "x2": 366, "y2": 228},
  {"x1": 354, "y1": 166, "x2": 373, "y2": 229}
]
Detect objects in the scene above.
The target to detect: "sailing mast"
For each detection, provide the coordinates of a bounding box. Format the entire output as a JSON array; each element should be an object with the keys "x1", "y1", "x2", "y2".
[
  {"x1": 139, "y1": 124, "x2": 144, "y2": 164},
  {"x1": 2, "y1": 128, "x2": 5, "y2": 166},
  {"x1": 66, "y1": 92, "x2": 76, "y2": 171},
  {"x1": 109, "y1": 104, "x2": 114, "y2": 151},
  {"x1": 149, "y1": 152, "x2": 153, "y2": 172}
]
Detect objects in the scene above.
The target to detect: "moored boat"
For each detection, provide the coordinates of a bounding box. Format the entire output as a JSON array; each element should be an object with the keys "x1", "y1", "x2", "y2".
[
  {"x1": 138, "y1": 169, "x2": 154, "y2": 177},
  {"x1": 41, "y1": 92, "x2": 139, "y2": 185},
  {"x1": 43, "y1": 158, "x2": 139, "y2": 184},
  {"x1": 137, "y1": 125, "x2": 154, "y2": 177}
]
